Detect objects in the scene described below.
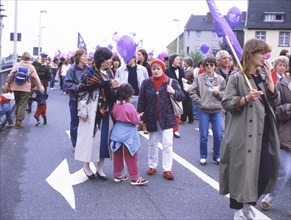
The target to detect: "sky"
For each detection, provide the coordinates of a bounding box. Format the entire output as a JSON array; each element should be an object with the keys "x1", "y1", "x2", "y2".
[{"x1": 1, "y1": 0, "x2": 248, "y2": 58}]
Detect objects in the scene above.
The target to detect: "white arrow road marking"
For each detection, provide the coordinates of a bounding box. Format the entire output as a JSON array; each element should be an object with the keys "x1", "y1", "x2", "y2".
[
  {"x1": 139, "y1": 132, "x2": 270, "y2": 220},
  {"x1": 46, "y1": 159, "x2": 96, "y2": 209}
]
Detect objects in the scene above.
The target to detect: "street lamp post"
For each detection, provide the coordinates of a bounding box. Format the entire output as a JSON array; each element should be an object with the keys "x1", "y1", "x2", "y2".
[
  {"x1": 0, "y1": 3, "x2": 7, "y2": 69},
  {"x1": 38, "y1": 10, "x2": 47, "y2": 57},
  {"x1": 173, "y1": 19, "x2": 179, "y2": 54}
]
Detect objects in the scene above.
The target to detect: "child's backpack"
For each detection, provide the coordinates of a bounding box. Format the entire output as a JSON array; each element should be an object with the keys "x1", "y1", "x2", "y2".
[{"x1": 14, "y1": 67, "x2": 30, "y2": 85}]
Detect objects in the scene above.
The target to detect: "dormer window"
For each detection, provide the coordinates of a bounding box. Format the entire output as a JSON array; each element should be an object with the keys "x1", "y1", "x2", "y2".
[{"x1": 264, "y1": 12, "x2": 285, "y2": 22}]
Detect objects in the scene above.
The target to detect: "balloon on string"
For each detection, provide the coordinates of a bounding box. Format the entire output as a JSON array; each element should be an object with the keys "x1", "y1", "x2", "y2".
[
  {"x1": 89, "y1": 52, "x2": 94, "y2": 60},
  {"x1": 227, "y1": 7, "x2": 242, "y2": 29},
  {"x1": 265, "y1": 52, "x2": 271, "y2": 60},
  {"x1": 200, "y1": 42, "x2": 210, "y2": 54},
  {"x1": 112, "y1": 31, "x2": 118, "y2": 42},
  {"x1": 116, "y1": 35, "x2": 137, "y2": 62},
  {"x1": 107, "y1": 44, "x2": 113, "y2": 50},
  {"x1": 157, "y1": 51, "x2": 168, "y2": 60}
]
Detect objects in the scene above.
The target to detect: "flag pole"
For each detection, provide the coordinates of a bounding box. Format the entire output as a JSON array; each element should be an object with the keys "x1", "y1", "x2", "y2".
[{"x1": 225, "y1": 35, "x2": 253, "y2": 90}]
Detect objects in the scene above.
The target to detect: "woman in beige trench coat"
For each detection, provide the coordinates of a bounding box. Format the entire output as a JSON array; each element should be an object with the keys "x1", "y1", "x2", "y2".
[{"x1": 219, "y1": 39, "x2": 280, "y2": 220}]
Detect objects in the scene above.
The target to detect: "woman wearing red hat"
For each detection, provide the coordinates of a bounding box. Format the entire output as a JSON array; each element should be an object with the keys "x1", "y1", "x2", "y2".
[{"x1": 137, "y1": 59, "x2": 184, "y2": 180}]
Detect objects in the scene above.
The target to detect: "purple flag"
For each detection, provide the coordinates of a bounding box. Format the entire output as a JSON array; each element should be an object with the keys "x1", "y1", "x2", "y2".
[
  {"x1": 77, "y1": 32, "x2": 87, "y2": 50},
  {"x1": 206, "y1": 0, "x2": 242, "y2": 60}
]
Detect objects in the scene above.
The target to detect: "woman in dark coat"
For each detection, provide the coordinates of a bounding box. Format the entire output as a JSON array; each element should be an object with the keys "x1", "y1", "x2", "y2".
[
  {"x1": 137, "y1": 59, "x2": 184, "y2": 180},
  {"x1": 219, "y1": 39, "x2": 280, "y2": 220}
]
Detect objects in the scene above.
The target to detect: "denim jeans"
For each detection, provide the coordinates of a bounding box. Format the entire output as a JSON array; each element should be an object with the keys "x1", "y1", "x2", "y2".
[
  {"x1": 198, "y1": 111, "x2": 222, "y2": 160},
  {"x1": 69, "y1": 100, "x2": 79, "y2": 148},
  {"x1": 62, "y1": 76, "x2": 66, "y2": 93},
  {"x1": 0, "y1": 103, "x2": 13, "y2": 125},
  {"x1": 50, "y1": 68, "x2": 57, "y2": 88},
  {"x1": 192, "y1": 101, "x2": 199, "y2": 119},
  {"x1": 270, "y1": 149, "x2": 291, "y2": 197}
]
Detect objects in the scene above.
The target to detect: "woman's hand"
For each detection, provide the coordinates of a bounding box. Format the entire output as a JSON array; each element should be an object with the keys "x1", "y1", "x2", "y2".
[
  {"x1": 167, "y1": 85, "x2": 175, "y2": 95},
  {"x1": 79, "y1": 115, "x2": 88, "y2": 121},
  {"x1": 138, "y1": 112, "x2": 144, "y2": 117},
  {"x1": 245, "y1": 89, "x2": 263, "y2": 102}
]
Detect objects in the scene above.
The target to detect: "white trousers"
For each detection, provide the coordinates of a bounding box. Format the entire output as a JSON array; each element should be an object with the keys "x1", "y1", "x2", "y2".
[{"x1": 148, "y1": 122, "x2": 173, "y2": 171}]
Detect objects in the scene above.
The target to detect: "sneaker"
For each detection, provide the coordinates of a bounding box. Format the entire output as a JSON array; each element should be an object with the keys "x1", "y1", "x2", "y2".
[
  {"x1": 261, "y1": 194, "x2": 273, "y2": 211},
  {"x1": 242, "y1": 206, "x2": 256, "y2": 220},
  {"x1": 163, "y1": 171, "x2": 174, "y2": 180},
  {"x1": 50, "y1": 87, "x2": 54, "y2": 90},
  {"x1": 200, "y1": 158, "x2": 207, "y2": 165},
  {"x1": 147, "y1": 168, "x2": 157, "y2": 175},
  {"x1": 233, "y1": 215, "x2": 247, "y2": 220},
  {"x1": 114, "y1": 175, "x2": 128, "y2": 183},
  {"x1": 131, "y1": 177, "x2": 149, "y2": 186},
  {"x1": 179, "y1": 120, "x2": 185, "y2": 125},
  {"x1": 7, "y1": 124, "x2": 14, "y2": 128},
  {"x1": 174, "y1": 131, "x2": 180, "y2": 138},
  {"x1": 213, "y1": 158, "x2": 220, "y2": 165},
  {"x1": 35, "y1": 121, "x2": 41, "y2": 127}
]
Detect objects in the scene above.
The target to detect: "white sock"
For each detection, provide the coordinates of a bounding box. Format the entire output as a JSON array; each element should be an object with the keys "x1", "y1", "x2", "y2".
[{"x1": 234, "y1": 209, "x2": 243, "y2": 218}]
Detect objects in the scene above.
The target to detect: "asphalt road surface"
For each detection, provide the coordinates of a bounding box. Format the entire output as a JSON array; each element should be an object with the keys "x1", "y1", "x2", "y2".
[{"x1": 0, "y1": 88, "x2": 290, "y2": 220}]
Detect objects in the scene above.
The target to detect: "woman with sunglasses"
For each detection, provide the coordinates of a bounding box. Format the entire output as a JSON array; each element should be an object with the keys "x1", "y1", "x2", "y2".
[{"x1": 189, "y1": 56, "x2": 226, "y2": 166}]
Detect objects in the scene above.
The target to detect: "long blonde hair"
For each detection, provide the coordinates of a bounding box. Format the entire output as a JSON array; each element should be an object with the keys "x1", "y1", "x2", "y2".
[{"x1": 241, "y1": 39, "x2": 271, "y2": 78}]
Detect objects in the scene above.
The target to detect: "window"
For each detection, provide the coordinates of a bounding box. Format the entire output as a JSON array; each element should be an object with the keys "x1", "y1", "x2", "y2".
[
  {"x1": 255, "y1": 31, "x2": 266, "y2": 41},
  {"x1": 195, "y1": 46, "x2": 200, "y2": 52},
  {"x1": 196, "y1": 31, "x2": 202, "y2": 40},
  {"x1": 279, "y1": 32, "x2": 290, "y2": 46},
  {"x1": 264, "y1": 12, "x2": 284, "y2": 22},
  {"x1": 186, "y1": 46, "x2": 189, "y2": 54},
  {"x1": 187, "y1": 31, "x2": 190, "y2": 38},
  {"x1": 212, "y1": 31, "x2": 218, "y2": 40}
]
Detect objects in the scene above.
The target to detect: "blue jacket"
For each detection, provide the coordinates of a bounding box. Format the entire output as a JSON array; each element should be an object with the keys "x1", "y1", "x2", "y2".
[
  {"x1": 32, "y1": 91, "x2": 47, "y2": 106},
  {"x1": 110, "y1": 122, "x2": 140, "y2": 156},
  {"x1": 65, "y1": 64, "x2": 88, "y2": 101}
]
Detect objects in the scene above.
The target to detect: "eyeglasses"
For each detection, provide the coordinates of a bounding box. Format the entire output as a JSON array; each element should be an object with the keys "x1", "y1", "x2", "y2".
[{"x1": 205, "y1": 63, "x2": 215, "y2": 67}]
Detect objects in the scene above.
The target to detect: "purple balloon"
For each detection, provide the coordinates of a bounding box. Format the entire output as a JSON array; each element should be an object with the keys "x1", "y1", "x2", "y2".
[
  {"x1": 89, "y1": 52, "x2": 94, "y2": 59},
  {"x1": 200, "y1": 42, "x2": 210, "y2": 54},
  {"x1": 117, "y1": 35, "x2": 137, "y2": 62},
  {"x1": 148, "y1": 52, "x2": 154, "y2": 56},
  {"x1": 157, "y1": 51, "x2": 168, "y2": 60},
  {"x1": 108, "y1": 44, "x2": 113, "y2": 50},
  {"x1": 227, "y1": 7, "x2": 242, "y2": 29}
]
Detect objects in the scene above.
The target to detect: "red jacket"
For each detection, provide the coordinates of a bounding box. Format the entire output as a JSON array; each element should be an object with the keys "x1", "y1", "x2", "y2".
[{"x1": 272, "y1": 70, "x2": 287, "y2": 84}]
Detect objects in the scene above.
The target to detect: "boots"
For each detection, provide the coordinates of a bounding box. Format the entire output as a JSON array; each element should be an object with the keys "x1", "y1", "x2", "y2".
[
  {"x1": 43, "y1": 117, "x2": 47, "y2": 125},
  {"x1": 142, "y1": 123, "x2": 148, "y2": 134},
  {"x1": 14, "y1": 120, "x2": 24, "y2": 129},
  {"x1": 35, "y1": 116, "x2": 40, "y2": 126}
]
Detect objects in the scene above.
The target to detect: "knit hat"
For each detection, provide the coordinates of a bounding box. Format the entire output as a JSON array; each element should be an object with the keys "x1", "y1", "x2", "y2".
[{"x1": 150, "y1": 59, "x2": 166, "y2": 72}]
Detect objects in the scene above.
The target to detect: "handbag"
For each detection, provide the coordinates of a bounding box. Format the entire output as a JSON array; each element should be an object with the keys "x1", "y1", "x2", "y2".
[{"x1": 169, "y1": 78, "x2": 183, "y2": 115}]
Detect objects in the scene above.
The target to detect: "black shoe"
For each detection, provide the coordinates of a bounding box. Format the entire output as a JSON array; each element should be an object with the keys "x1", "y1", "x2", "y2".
[
  {"x1": 96, "y1": 172, "x2": 108, "y2": 181},
  {"x1": 83, "y1": 169, "x2": 96, "y2": 180}
]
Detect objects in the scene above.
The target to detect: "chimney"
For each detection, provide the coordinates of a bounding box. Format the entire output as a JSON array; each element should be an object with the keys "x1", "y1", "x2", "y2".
[{"x1": 206, "y1": 12, "x2": 213, "y2": 22}]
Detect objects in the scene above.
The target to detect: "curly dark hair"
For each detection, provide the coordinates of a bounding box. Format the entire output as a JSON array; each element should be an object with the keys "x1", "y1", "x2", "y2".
[
  {"x1": 117, "y1": 83, "x2": 134, "y2": 102},
  {"x1": 94, "y1": 47, "x2": 112, "y2": 69}
]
